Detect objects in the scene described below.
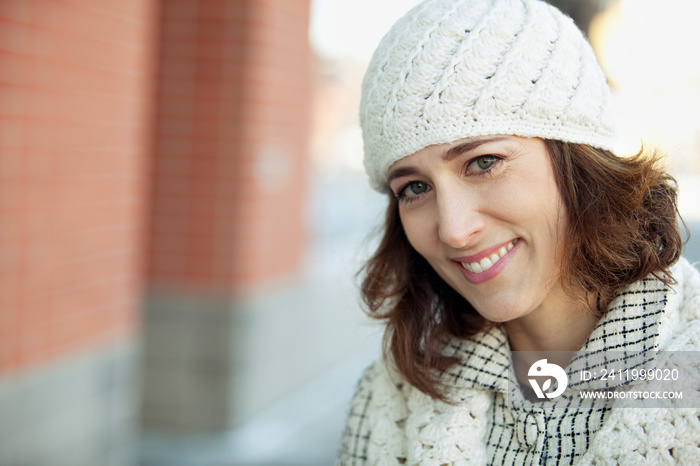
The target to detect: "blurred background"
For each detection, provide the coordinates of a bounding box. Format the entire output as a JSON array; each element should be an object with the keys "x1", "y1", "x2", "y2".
[{"x1": 0, "y1": 0, "x2": 699, "y2": 465}]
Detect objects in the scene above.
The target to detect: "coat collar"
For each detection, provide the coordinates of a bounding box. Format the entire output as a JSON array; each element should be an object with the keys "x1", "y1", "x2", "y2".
[{"x1": 439, "y1": 276, "x2": 668, "y2": 395}]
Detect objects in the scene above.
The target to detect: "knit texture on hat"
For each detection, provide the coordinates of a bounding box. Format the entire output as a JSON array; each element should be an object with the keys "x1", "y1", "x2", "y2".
[{"x1": 361, "y1": 0, "x2": 616, "y2": 192}]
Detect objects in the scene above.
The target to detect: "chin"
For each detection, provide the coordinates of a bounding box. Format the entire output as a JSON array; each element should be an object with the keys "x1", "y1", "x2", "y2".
[
  {"x1": 476, "y1": 309, "x2": 525, "y2": 324},
  {"x1": 463, "y1": 294, "x2": 531, "y2": 324}
]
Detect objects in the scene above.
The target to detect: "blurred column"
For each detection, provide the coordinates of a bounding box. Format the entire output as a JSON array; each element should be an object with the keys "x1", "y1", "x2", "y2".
[
  {"x1": 0, "y1": 0, "x2": 157, "y2": 464},
  {"x1": 142, "y1": 0, "x2": 311, "y2": 431}
]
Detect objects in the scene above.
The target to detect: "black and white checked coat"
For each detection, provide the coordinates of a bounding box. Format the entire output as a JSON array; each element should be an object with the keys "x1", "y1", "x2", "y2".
[{"x1": 337, "y1": 258, "x2": 700, "y2": 465}]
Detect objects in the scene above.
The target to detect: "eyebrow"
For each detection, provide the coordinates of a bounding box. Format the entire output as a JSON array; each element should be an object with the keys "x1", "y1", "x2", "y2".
[
  {"x1": 442, "y1": 136, "x2": 507, "y2": 162},
  {"x1": 386, "y1": 136, "x2": 508, "y2": 185},
  {"x1": 386, "y1": 166, "x2": 420, "y2": 185}
]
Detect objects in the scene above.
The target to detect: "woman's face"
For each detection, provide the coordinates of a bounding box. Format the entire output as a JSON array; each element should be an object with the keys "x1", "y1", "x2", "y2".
[{"x1": 387, "y1": 135, "x2": 569, "y2": 323}]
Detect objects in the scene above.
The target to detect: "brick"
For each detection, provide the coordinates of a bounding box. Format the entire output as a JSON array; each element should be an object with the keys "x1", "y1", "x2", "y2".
[
  {"x1": 0, "y1": 52, "x2": 32, "y2": 86},
  {"x1": 0, "y1": 85, "x2": 28, "y2": 117},
  {"x1": 24, "y1": 123, "x2": 57, "y2": 152},
  {"x1": 162, "y1": 0, "x2": 200, "y2": 20},
  {"x1": 26, "y1": 25, "x2": 59, "y2": 59},
  {"x1": 0, "y1": 0, "x2": 30, "y2": 22},
  {"x1": 146, "y1": 0, "x2": 311, "y2": 292},
  {"x1": 49, "y1": 252, "x2": 129, "y2": 292},
  {"x1": 0, "y1": 0, "x2": 155, "y2": 374},
  {"x1": 0, "y1": 19, "x2": 30, "y2": 54},
  {"x1": 25, "y1": 0, "x2": 66, "y2": 31}
]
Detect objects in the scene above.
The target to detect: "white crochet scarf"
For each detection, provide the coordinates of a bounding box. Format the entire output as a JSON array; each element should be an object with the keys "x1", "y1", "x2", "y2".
[{"x1": 362, "y1": 258, "x2": 700, "y2": 465}]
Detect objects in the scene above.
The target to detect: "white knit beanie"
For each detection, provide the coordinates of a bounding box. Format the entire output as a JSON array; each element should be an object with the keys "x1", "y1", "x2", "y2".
[{"x1": 361, "y1": 0, "x2": 616, "y2": 192}]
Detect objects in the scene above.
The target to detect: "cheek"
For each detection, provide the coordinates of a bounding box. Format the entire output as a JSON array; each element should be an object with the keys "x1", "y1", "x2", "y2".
[
  {"x1": 514, "y1": 167, "x2": 565, "y2": 230},
  {"x1": 399, "y1": 210, "x2": 433, "y2": 256},
  {"x1": 526, "y1": 179, "x2": 569, "y2": 270}
]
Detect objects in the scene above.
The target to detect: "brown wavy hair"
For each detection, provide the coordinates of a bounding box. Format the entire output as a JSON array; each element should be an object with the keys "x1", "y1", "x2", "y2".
[{"x1": 360, "y1": 140, "x2": 684, "y2": 401}]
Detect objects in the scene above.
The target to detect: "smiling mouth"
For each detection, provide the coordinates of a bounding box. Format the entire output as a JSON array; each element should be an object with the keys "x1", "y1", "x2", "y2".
[{"x1": 460, "y1": 239, "x2": 519, "y2": 273}]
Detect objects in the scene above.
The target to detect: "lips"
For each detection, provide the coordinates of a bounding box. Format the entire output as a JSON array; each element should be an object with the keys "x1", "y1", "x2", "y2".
[
  {"x1": 460, "y1": 238, "x2": 519, "y2": 273},
  {"x1": 452, "y1": 238, "x2": 520, "y2": 284}
]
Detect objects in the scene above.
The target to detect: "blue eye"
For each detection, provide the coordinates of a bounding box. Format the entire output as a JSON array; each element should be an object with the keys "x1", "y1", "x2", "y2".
[
  {"x1": 472, "y1": 155, "x2": 496, "y2": 171},
  {"x1": 397, "y1": 181, "x2": 430, "y2": 200},
  {"x1": 405, "y1": 181, "x2": 429, "y2": 196}
]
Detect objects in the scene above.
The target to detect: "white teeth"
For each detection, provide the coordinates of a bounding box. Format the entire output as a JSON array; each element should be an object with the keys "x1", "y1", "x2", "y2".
[
  {"x1": 479, "y1": 257, "x2": 493, "y2": 271},
  {"x1": 461, "y1": 239, "x2": 518, "y2": 274}
]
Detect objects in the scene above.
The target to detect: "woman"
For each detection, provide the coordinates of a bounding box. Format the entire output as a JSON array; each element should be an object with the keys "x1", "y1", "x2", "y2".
[{"x1": 337, "y1": 0, "x2": 700, "y2": 464}]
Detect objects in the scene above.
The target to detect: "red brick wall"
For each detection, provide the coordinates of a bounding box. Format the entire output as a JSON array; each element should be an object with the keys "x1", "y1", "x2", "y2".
[
  {"x1": 0, "y1": 0, "x2": 158, "y2": 372},
  {"x1": 148, "y1": 0, "x2": 311, "y2": 292}
]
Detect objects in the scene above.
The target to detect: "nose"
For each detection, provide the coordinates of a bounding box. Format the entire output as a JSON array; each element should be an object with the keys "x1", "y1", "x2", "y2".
[{"x1": 436, "y1": 189, "x2": 485, "y2": 249}]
